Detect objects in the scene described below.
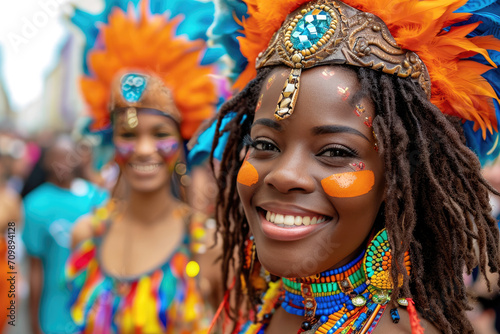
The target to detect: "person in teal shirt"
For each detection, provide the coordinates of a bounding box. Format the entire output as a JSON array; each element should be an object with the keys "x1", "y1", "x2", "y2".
[{"x1": 22, "y1": 137, "x2": 108, "y2": 334}]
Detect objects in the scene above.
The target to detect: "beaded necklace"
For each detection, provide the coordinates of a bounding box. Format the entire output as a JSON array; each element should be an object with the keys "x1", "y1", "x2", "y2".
[{"x1": 239, "y1": 229, "x2": 411, "y2": 334}]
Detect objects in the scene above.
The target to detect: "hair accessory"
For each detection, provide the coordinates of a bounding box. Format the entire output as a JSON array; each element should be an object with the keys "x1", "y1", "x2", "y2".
[
  {"x1": 255, "y1": 1, "x2": 430, "y2": 120},
  {"x1": 79, "y1": 0, "x2": 219, "y2": 140},
  {"x1": 126, "y1": 107, "x2": 139, "y2": 129},
  {"x1": 121, "y1": 74, "x2": 147, "y2": 103},
  {"x1": 207, "y1": 0, "x2": 500, "y2": 164},
  {"x1": 243, "y1": 235, "x2": 256, "y2": 271}
]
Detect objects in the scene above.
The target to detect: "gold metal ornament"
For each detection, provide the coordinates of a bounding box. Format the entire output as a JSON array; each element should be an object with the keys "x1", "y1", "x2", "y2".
[{"x1": 126, "y1": 107, "x2": 139, "y2": 128}]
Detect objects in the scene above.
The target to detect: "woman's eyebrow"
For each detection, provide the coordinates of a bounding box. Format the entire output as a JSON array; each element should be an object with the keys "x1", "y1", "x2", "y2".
[
  {"x1": 152, "y1": 124, "x2": 171, "y2": 131},
  {"x1": 251, "y1": 118, "x2": 283, "y2": 131},
  {"x1": 312, "y1": 125, "x2": 370, "y2": 142}
]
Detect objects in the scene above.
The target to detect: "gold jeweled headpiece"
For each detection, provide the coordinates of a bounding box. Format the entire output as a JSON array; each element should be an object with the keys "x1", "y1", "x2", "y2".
[{"x1": 255, "y1": 0, "x2": 431, "y2": 120}]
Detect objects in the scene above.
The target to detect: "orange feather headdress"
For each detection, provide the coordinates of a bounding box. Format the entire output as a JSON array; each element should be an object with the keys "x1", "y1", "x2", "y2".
[
  {"x1": 80, "y1": 1, "x2": 218, "y2": 140},
  {"x1": 232, "y1": 0, "x2": 500, "y2": 140}
]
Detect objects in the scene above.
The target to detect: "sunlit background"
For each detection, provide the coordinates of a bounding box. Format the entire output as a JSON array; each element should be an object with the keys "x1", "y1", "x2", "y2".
[{"x1": 0, "y1": 0, "x2": 102, "y2": 133}]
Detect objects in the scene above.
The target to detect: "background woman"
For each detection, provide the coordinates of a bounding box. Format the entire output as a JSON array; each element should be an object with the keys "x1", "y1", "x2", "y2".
[{"x1": 66, "y1": 2, "x2": 222, "y2": 332}]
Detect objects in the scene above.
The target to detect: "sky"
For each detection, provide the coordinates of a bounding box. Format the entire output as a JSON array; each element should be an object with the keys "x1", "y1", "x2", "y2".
[{"x1": 0, "y1": 0, "x2": 102, "y2": 111}]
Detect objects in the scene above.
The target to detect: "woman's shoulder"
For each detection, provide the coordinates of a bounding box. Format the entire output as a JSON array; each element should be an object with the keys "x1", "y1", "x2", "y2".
[
  {"x1": 71, "y1": 214, "x2": 95, "y2": 250},
  {"x1": 374, "y1": 307, "x2": 442, "y2": 334}
]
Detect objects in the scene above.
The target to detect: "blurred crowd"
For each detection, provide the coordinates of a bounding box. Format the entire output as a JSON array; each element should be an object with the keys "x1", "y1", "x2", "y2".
[{"x1": 0, "y1": 126, "x2": 223, "y2": 334}]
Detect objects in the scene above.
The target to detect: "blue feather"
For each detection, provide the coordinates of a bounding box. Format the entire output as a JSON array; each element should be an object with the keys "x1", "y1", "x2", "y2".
[
  {"x1": 208, "y1": 0, "x2": 248, "y2": 79},
  {"x1": 188, "y1": 112, "x2": 246, "y2": 165},
  {"x1": 455, "y1": 0, "x2": 499, "y2": 13},
  {"x1": 453, "y1": 0, "x2": 500, "y2": 166}
]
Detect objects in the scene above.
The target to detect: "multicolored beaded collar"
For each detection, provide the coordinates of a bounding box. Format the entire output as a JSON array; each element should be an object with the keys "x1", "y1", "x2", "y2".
[{"x1": 239, "y1": 229, "x2": 413, "y2": 334}]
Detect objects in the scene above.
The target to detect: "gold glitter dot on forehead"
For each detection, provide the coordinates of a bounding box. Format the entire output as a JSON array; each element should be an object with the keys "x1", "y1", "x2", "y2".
[
  {"x1": 321, "y1": 68, "x2": 336, "y2": 79},
  {"x1": 266, "y1": 74, "x2": 277, "y2": 90},
  {"x1": 337, "y1": 86, "x2": 350, "y2": 101}
]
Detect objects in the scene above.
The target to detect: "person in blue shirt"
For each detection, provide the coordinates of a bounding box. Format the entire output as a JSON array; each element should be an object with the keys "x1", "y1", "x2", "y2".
[{"x1": 22, "y1": 136, "x2": 107, "y2": 334}]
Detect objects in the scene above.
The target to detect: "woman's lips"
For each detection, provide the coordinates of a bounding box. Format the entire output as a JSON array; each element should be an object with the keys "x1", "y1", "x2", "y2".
[{"x1": 258, "y1": 208, "x2": 331, "y2": 241}]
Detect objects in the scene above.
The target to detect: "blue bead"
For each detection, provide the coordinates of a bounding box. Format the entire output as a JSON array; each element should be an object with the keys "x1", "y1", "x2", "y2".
[
  {"x1": 391, "y1": 308, "x2": 401, "y2": 323},
  {"x1": 291, "y1": 9, "x2": 332, "y2": 50},
  {"x1": 121, "y1": 74, "x2": 147, "y2": 103}
]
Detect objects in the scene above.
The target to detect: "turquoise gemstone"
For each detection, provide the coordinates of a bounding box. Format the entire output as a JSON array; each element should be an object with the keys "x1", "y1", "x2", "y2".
[
  {"x1": 291, "y1": 8, "x2": 332, "y2": 50},
  {"x1": 121, "y1": 73, "x2": 147, "y2": 103}
]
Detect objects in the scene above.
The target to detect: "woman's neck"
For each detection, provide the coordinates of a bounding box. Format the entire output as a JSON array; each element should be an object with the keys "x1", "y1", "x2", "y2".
[{"x1": 123, "y1": 185, "x2": 179, "y2": 225}]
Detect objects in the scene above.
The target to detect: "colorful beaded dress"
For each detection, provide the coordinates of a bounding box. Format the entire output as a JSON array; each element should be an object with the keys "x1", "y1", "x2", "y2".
[{"x1": 67, "y1": 202, "x2": 210, "y2": 334}]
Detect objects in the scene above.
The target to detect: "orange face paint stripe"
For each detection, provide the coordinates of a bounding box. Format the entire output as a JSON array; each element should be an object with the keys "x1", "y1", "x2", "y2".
[
  {"x1": 321, "y1": 170, "x2": 375, "y2": 198},
  {"x1": 237, "y1": 161, "x2": 259, "y2": 187}
]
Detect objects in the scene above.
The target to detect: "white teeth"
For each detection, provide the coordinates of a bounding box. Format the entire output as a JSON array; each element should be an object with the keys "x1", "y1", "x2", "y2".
[
  {"x1": 303, "y1": 216, "x2": 311, "y2": 226},
  {"x1": 264, "y1": 210, "x2": 328, "y2": 227},
  {"x1": 284, "y1": 215, "x2": 295, "y2": 226},
  {"x1": 294, "y1": 216, "x2": 302, "y2": 226},
  {"x1": 131, "y1": 164, "x2": 160, "y2": 172}
]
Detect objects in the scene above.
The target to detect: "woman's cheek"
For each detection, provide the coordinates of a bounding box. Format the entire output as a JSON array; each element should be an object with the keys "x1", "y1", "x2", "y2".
[
  {"x1": 237, "y1": 160, "x2": 259, "y2": 187},
  {"x1": 156, "y1": 138, "x2": 180, "y2": 170},
  {"x1": 115, "y1": 142, "x2": 135, "y2": 165},
  {"x1": 321, "y1": 170, "x2": 375, "y2": 198}
]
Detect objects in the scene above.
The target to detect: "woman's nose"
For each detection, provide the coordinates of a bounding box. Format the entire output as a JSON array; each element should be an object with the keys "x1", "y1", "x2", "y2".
[
  {"x1": 263, "y1": 150, "x2": 316, "y2": 194},
  {"x1": 135, "y1": 136, "x2": 156, "y2": 157}
]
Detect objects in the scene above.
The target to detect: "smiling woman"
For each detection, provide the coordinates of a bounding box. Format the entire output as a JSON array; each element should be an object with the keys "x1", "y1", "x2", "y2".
[
  {"x1": 207, "y1": 0, "x2": 500, "y2": 333},
  {"x1": 64, "y1": 1, "x2": 221, "y2": 333}
]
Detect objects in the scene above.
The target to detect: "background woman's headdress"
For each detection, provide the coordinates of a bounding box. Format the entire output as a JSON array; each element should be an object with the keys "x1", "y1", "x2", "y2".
[
  {"x1": 205, "y1": 0, "x2": 500, "y2": 165},
  {"x1": 77, "y1": 0, "x2": 220, "y2": 140}
]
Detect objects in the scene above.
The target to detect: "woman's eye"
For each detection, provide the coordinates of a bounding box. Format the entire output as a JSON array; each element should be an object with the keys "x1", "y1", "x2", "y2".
[
  {"x1": 319, "y1": 146, "x2": 357, "y2": 158},
  {"x1": 253, "y1": 140, "x2": 279, "y2": 152},
  {"x1": 155, "y1": 133, "x2": 171, "y2": 138}
]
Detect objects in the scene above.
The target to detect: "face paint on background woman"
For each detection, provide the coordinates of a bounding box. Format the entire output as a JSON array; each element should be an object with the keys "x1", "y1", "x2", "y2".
[
  {"x1": 156, "y1": 138, "x2": 180, "y2": 171},
  {"x1": 114, "y1": 142, "x2": 135, "y2": 165}
]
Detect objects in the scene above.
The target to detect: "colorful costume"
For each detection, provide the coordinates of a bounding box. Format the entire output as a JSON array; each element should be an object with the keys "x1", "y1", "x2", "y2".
[{"x1": 67, "y1": 203, "x2": 208, "y2": 333}]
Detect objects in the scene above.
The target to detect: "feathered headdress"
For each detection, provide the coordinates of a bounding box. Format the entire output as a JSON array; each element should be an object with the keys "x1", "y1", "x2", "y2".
[
  {"x1": 79, "y1": 0, "x2": 219, "y2": 140},
  {"x1": 206, "y1": 0, "x2": 500, "y2": 165},
  {"x1": 72, "y1": 0, "x2": 224, "y2": 75}
]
